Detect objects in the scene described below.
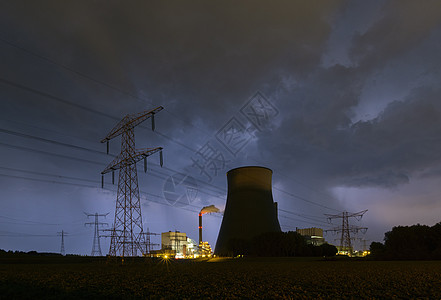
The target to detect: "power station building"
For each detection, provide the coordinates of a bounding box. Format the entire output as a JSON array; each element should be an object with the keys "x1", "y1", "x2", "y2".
[
  {"x1": 215, "y1": 166, "x2": 281, "y2": 256},
  {"x1": 296, "y1": 227, "x2": 326, "y2": 246},
  {"x1": 160, "y1": 231, "x2": 197, "y2": 258},
  {"x1": 155, "y1": 231, "x2": 212, "y2": 258}
]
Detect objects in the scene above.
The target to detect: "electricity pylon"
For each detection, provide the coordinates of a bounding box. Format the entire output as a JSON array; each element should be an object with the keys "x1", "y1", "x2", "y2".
[
  {"x1": 142, "y1": 228, "x2": 160, "y2": 256},
  {"x1": 84, "y1": 212, "x2": 109, "y2": 256},
  {"x1": 57, "y1": 230, "x2": 68, "y2": 256},
  {"x1": 324, "y1": 210, "x2": 367, "y2": 256},
  {"x1": 101, "y1": 106, "x2": 163, "y2": 257}
]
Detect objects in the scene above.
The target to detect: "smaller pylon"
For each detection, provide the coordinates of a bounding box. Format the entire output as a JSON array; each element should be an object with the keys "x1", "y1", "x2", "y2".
[
  {"x1": 57, "y1": 230, "x2": 68, "y2": 256},
  {"x1": 141, "y1": 228, "x2": 160, "y2": 256},
  {"x1": 324, "y1": 210, "x2": 367, "y2": 256},
  {"x1": 85, "y1": 212, "x2": 109, "y2": 256}
]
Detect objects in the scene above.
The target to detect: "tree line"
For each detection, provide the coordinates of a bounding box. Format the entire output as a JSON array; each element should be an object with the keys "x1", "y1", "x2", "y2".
[
  {"x1": 370, "y1": 222, "x2": 441, "y2": 260},
  {"x1": 221, "y1": 231, "x2": 337, "y2": 257}
]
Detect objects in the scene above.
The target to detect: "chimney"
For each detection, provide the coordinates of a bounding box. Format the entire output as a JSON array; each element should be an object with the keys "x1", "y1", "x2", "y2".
[{"x1": 198, "y1": 213, "x2": 202, "y2": 245}]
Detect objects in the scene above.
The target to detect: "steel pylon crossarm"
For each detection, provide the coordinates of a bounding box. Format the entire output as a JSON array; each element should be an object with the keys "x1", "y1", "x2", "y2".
[
  {"x1": 324, "y1": 209, "x2": 368, "y2": 221},
  {"x1": 101, "y1": 147, "x2": 163, "y2": 174},
  {"x1": 100, "y1": 106, "x2": 163, "y2": 143}
]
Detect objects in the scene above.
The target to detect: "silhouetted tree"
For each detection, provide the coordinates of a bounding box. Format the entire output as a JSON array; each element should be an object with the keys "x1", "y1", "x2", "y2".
[
  {"x1": 370, "y1": 222, "x2": 441, "y2": 260},
  {"x1": 319, "y1": 243, "x2": 338, "y2": 257},
  {"x1": 250, "y1": 231, "x2": 308, "y2": 256},
  {"x1": 221, "y1": 231, "x2": 338, "y2": 257},
  {"x1": 369, "y1": 242, "x2": 386, "y2": 259}
]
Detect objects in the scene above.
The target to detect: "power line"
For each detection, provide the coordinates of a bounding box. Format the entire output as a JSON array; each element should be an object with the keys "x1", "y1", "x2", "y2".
[
  {"x1": 0, "y1": 77, "x2": 118, "y2": 121},
  {"x1": 0, "y1": 231, "x2": 55, "y2": 237},
  {"x1": 0, "y1": 168, "x2": 333, "y2": 237},
  {"x1": 0, "y1": 215, "x2": 61, "y2": 226},
  {"x1": 278, "y1": 215, "x2": 332, "y2": 229},
  {"x1": 0, "y1": 124, "x2": 337, "y2": 213},
  {"x1": 0, "y1": 36, "x2": 215, "y2": 140},
  {"x1": 0, "y1": 167, "x2": 307, "y2": 228},
  {"x1": 0, "y1": 164, "x2": 216, "y2": 212},
  {"x1": 0, "y1": 166, "x2": 99, "y2": 184},
  {"x1": 0, "y1": 135, "x2": 337, "y2": 222},
  {"x1": 0, "y1": 127, "x2": 227, "y2": 198},
  {"x1": 0, "y1": 35, "x2": 342, "y2": 212},
  {"x1": 0, "y1": 172, "x2": 204, "y2": 214},
  {"x1": 0, "y1": 141, "x2": 105, "y2": 166},
  {"x1": 1, "y1": 77, "x2": 338, "y2": 212},
  {"x1": 0, "y1": 36, "x2": 155, "y2": 106},
  {"x1": 0, "y1": 173, "x2": 99, "y2": 189},
  {"x1": 278, "y1": 209, "x2": 330, "y2": 225},
  {"x1": 0, "y1": 164, "x2": 330, "y2": 227},
  {"x1": 0, "y1": 139, "x2": 225, "y2": 202},
  {"x1": 274, "y1": 186, "x2": 339, "y2": 212},
  {"x1": 0, "y1": 128, "x2": 105, "y2": 155}
]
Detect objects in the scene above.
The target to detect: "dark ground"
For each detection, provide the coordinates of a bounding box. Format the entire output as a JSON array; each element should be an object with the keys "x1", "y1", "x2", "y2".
[{"x1": 1, "y1": 256, "x2": 440, "y2": 299}]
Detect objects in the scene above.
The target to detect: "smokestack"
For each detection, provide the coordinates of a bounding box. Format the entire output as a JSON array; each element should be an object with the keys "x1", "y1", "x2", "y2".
[
  {"x1": 215, "y1": 166, "x2": 281, "y2": 256},
  {"x1": 198, "y1": 213, "x2": 202, "y2": 245},
  {"x1": 198, "y1": 205, "x2": 220, "y2": 245}
]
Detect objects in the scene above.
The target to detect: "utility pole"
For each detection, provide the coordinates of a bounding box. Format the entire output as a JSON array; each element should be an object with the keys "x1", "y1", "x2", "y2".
[
  {"x1": 101, "y1": 106, "x2": 163, "y2": 257},
  {"x1": 324, "y1": 210, "x2": 367, "y2": 256},
  {"x1": 84, "y1": 212, "x2": 109, "y2": 256},
  {"x1": 57, "y1": 230, "x2": 68, "y2": 256}
]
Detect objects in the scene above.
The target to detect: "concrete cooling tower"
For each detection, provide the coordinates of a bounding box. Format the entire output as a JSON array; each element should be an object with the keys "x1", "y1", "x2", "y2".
[{"x1": 215, "y1": 166, "x2": 281, "y2": 255}]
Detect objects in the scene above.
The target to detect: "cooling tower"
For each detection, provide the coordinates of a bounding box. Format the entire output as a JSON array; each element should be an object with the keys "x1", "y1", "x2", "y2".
[{"x1": 215, "y1": 166, "x2": 281, "y2": 255}]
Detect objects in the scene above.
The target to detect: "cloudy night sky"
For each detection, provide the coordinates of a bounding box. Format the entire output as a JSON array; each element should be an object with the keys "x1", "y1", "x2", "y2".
[{"x1": 1, "y1": 0, "x2": 441, "y2": 255}]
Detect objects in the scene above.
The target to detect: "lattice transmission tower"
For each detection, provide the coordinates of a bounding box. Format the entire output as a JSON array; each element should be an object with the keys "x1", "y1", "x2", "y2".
[
  {"x1": 143, "y1": 228, "x2": 160, "y2": 256},
  {"x1": 84, "y1": 212, "x2": 109, "y2": 256},
  {"x1": 57, "y1": 230, "x2": 68, "y2": 256},
  {"x1": 101, "y1": 106, "x2": 163, "y2": 257},
  {"x1": 325, "y1": 210, "x2": 368, "y2": 256}
]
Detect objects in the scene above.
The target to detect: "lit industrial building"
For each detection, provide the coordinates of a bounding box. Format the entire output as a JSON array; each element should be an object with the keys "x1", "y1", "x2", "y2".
[
  {"x1": 296, "y1": 227, "x2": 326, "y2": 246},
  {"x1": 199, "y1": 241, "x2": 212, "y2": 257},
  {"x1": 335, "y1": 246, "x2": 353, "y2": 256},
  {"x1": 159, "y1": 231, "x2": 196, "y2": 258},
  {"x1": 150, "y1": 231, "x2": 212, "y2": 259}
]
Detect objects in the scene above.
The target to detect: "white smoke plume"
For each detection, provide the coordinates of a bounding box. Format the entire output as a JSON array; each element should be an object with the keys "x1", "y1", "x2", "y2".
[{"x1": 200, "y1": 205, "x2": 220, "y2": 215}]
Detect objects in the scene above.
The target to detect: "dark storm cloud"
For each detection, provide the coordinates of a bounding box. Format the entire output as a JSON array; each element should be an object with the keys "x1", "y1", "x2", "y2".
[
  {"x1": 350, "y1": 0, "x2": 441, "y2": 68},
  {"x1": 0, "y1": 0, "x2": 343, "y2": 131},
  {"x1": 345, "y1": 87, "x2": 441, "y2": 187},
  {"x1": 260, "y1": 77, "x2": 441, "y2": 189},
  {"x1": 255, "y1": 0, "x2": 441, "y2": 190}
]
